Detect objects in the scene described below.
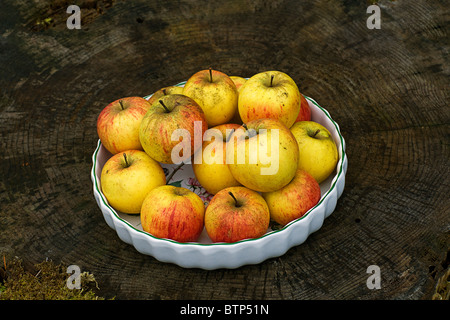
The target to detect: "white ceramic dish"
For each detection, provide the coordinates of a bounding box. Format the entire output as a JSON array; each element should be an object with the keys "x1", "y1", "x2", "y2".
[{"x1": 91, "y1": 81, "x2": 348, "y2": 270}]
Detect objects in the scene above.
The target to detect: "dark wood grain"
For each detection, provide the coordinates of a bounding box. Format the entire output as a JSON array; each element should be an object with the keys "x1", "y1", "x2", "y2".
[{"x1": 0, "y1": 0, "x2": 448, "y2": 300}]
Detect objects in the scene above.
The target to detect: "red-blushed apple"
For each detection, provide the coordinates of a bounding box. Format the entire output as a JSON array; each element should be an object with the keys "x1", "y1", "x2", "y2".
[
  {"x1": 226, "y1": 118, "x2": 299, "y2": 192},
  {"x1": 192, "y1": 123, "x2": 242, "y2": 195},
  {"x1": 140, "y1": 185, "x2": 205, "y2": 242},
  {"x1": 262, "y1": 168, "x2": 321, "y2": 226},
  {"x1": 290, "y1": 121, "x2": 338, "y2": 183},
  {"x1": 204, "y1": 186, "x2": 270, "y2": 243},
  {"x1": 183, "y1": 68, "x2": 238, "y2": 127},
  {"x1": 97, "y1": 97, "x2": 151, "y2": 154},
  {"x1": 294, "y1": 93, "x2": 311, "y2": 122},
  {"x1": 229, "y1": 76, "x2": 247, "y2": 93},
  {"x1": 139, "y1": 94, "x2": 208, "y2": 164},
  {"x1": 147, "y1": 85, "x2": 184, "y2": 105},
  {"x1": 100, "y1": 150, "x2": 166, "y2": 214},
  {"x1": 238, "y1": 71, "x2": 300, "y2": 128}
]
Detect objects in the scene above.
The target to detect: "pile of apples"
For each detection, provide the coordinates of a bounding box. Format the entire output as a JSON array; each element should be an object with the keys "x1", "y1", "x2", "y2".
[{"x1": 97, "y1": 69, "x2": 338, "y2": 243}]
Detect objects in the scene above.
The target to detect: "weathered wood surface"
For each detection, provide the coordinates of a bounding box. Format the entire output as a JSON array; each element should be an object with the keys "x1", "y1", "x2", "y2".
[{"x1": 0, "y1": 0, "x2": 448, "y2": 300}]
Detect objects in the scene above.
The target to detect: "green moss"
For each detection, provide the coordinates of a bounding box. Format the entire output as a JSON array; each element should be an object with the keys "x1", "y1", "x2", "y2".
[
  {"x1": 0, "y1": 256, "x2": 109, "y2": 300},
  {"x1": 432, "y1": 268, "x2": 450, "y2": 300}
]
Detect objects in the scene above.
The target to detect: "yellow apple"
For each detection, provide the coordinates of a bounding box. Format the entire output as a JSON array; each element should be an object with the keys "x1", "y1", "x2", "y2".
[
  {"x1": 183, "y1": 68, "x2": 238, "y2": 127},
  {"x1": 140, "y1": 185, "x2": 205, "y2": 242},
  {"x1": 262, "y1": 169, "x2": 321, "y2": 226},
  {"x1": 226, "y1": 118, "x2": 299, "y2": 192},
  {"x1": 192, "y1": 123, "x2": 242, "y2": 195},
  {"x1": 147, "y1": 85, "x2": 184, "y2": 105},
  {"x1": 290, "y1": 121, "x2": 338, "y2": 183},
  {"x1": 100, "y1": 150, "x2": 166, "y2": 214},
  {"x1": 238, "y1": 71, "x2": 300, "y2": 128},
  {"x1": 97, "y1": 97, "x2": 151, "y2": 154},
  {"x1": 204, "y1": 186, "x2": 270, "y2": 243}
]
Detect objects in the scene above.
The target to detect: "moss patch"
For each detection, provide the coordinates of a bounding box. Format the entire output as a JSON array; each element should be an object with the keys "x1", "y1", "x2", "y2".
[
  {"x1": 432, "y1": 268, "x2": 450, "y2": 300},
  {"x1": 0, "y1": 256, "x2": 109, "y2": 300}
]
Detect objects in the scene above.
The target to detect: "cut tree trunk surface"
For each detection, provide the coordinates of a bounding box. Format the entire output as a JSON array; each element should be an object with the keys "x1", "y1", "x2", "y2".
[{"x1": 0, "y1": 0, "x2": 448, "y2": 300}]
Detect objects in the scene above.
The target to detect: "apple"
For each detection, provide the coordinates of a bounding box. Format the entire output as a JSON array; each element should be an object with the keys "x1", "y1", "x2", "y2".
[
  {"x1": 183, "y1": 68, "x2": 238, "y2": 127},
  {"x1": 238, "y1": 71, "x2": 300, "y2": 128},
  {"x1": 262, "y1": 169, "x2": 321, "y2": 226},
  {"x1": 229, "y1": 76, "x2": 247, "y2": 124},
  {"x1": 204, "y1": 186, "x2": 270, "y2": 243},
  {"x1": 139, "y1": 94, "x2": 208, "y2": 164},
  {"x1": 140, "y1": 185, "x2": 205, "y2": 242},
  {"x1": 294, "y1": 93, "x2": 311, "y2": 122},
  {"x1": 100, "y1": 150, "x2": 166, "y2": 214},
  {"x1": 290, "y1": 121, "x2": 338, "y2": 184},
  {"x1": 192, "y1": 123, "x2": 242, "y2": 195},
  {"x1": 226, "y1": 118, "x2": 299, "y2": 192},
  {"x1": 147, "y1": 86, "x2": 184, "y2": 105},
  {"x1": 229, "y1": 76, "x2": 247, "y2": 92},
  {"x1": 97, "y1": 97, "x2": 151, "y2": 154}
]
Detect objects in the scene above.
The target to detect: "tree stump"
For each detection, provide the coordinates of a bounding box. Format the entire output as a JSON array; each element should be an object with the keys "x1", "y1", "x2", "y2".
[{"x1": 0, "y1": 0, "x2": 448, "y2": 300}]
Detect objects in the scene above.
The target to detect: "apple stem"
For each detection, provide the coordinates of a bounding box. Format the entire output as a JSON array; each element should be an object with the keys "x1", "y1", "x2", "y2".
[
  {"x1": 270, "y1": 75, "x2": 274, "y2": 87},
  {"x1": 209, "y1": 67, "x2": 213, "y2": 82},
  {"x1": 228, "y1": 191, "x2": 241, "y2": 207},
  {"x1": 123, "y1": 153, "x2": 130, "y2": 168},
  {"x1": 119, "y1": 100, "x2": 124, "y2": 110},
  {"x1": 312, "y1": 129, "x2": 321, "y2": 138},
  {"x1": 159, "y1": 100, "x2": 170, "y2": 113},
  {"x1": 242, "y1": 123, "x2": 248, "y2": 130},
  {"x1": 166, "y1": 162, "x2": 185, "y2": 184},
  {"x1": 162, "y1": 88, "x2": 167, "y2": 95}
]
